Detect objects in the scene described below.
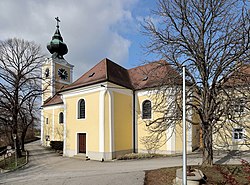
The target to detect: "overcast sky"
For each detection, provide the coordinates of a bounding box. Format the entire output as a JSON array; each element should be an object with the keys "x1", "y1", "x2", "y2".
[{"x1": 0, "y1": 0, "x2": 159, "y2": 80}]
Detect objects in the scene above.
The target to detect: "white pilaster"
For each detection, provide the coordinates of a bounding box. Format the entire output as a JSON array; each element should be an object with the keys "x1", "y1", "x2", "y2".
[
  {"x1": 52, "y1": 108, "x2": 55, "y2": 140},
  {"x1": 70, "y1": 67, "x2": 73, "y2": 83},
  {"x1": 41, "y1": 108, "x2": 44, "y2": 145},
  {"x1": 99, "y1": 89, "x2": 107, "y2": 156},
  {"x1": 51, "y1": 61, "x2": 55, "y2": 96},
  {"x1": 187, "y1": 93, "x2": 193, "y2": 152},
  {"x1": 166, "y1": 125, "x2": 176, "y2": 153},
  {"x1": 108, "y1": 90, "x2": 114, "y2": 153},
  {"x1": 63, "y1": 97, "x2": 67, "y2": 156},
  {"x1": 134, "y1": 93, "x2": 138, "y2": 151}
]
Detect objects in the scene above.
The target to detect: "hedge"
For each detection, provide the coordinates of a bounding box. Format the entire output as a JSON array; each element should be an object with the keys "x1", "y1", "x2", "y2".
[{"x1": 50, "y1": 141, "x2": 63, "y2": 151}]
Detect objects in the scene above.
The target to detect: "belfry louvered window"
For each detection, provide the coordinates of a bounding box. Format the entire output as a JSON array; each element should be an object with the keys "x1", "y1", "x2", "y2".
[
  {"x1": 78, "y1": 99, "x2": 85, "y2": 119},
  {"x1": 142, "y1": 100, "x2": 152, "y2": 119},
  {"x1": 59, "y1": 112, "x2": 64, "y2": 124}
]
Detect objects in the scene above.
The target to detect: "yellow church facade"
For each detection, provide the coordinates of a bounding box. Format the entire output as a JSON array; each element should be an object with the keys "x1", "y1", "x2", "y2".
[{"x1": 41, "y1": 21, "x2": 200, "y2": 161}]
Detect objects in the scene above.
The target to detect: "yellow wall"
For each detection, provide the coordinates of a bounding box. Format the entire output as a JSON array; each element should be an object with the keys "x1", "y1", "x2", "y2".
[
  {"x1": 175, "y1": 122, "x2": 183, "y2": 152},
  {"x1": 65, "y1": 91, "x2": 100, "y2": 152},
  {"x1": 42, "y1": 106, "x2": 64, "y2": 144},
  {"x1": 213, "y1": 121, "x2": 250, "y2": 150},
  {"x1": 113, "y1": 92, "x2": 132, "y2": 151},
  {"x1": 137, "y1": 94, "x2": 167, "y2": 153},
  {"x1": 43, "y1": 109, "x2": 53, "y2": 145},
  {"x1": 192, "y1": 112, "x2": 201, "y2": 150},
  {"x1": 137, "y1": 91, "x2": 200, "y2": 154},
  {"x1": 53, "y1": 108, "x2": 64, "y2": 141}
]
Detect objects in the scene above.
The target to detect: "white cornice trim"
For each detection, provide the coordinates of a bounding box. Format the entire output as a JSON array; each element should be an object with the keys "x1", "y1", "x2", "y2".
[
  {"x1": 136, "y1": 86, "x2": 176, "y2": 97},
  {"x1": 61, "y1": 82, "x2": 107, "y2": 98},
  {"x1": 61, "y1": 82, "x2": 133, "y2": 98},
  {"x1": 49, "y1": 57, "x2": 74, "y2": 68},
  {"x1": 43, "y1": 105, "x2": 64, "y2": 110},
  {"x1": 56, "y1": 79, "x2": 71, "y2": 84}
]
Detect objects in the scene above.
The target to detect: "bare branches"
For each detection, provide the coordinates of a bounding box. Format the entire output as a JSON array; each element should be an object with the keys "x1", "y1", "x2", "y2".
[
  {"x1": 0, "y1": 38, "x2": 45, "y2": 152},
  {"x1": 142, "y1": 0, "x2": 250, "y2": 165}
]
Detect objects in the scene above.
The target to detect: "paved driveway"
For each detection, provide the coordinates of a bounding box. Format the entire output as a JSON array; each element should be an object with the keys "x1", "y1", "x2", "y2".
[{"x1": 0, "y1": 141, "x2": 249, "y2": 185}]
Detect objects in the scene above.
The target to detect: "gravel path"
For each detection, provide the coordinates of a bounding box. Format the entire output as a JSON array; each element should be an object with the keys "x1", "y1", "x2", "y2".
[{"x1": 0, "y1": 141, "x2": 249, "y2": 185}]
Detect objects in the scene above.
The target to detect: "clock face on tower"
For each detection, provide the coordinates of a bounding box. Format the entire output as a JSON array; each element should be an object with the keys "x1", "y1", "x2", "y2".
[{"x1": 58, "y1": 68, "x2": 68, "y2": 80}]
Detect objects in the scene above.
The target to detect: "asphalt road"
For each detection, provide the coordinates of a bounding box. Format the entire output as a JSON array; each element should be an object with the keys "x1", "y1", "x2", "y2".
[{"x1": 0, "y1": 141, "x2": 249, "y2": 185}]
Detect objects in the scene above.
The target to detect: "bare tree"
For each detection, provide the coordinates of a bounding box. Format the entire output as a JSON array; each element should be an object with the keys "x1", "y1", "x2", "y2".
[
  {"x1": 142, "y1": 0, "x2": 250, "y2": 165},
  {"x1": 19, "y1": 96, "x2": 39, "y2": 151},
  {"x1": 0, "y1": 38, "x2": 45, "y2": 156}
]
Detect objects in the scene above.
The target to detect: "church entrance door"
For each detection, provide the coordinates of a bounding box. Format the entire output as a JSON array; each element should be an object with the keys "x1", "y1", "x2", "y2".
[{"x1": 78, "y1": 133, "x2": 86, "y2": 153}]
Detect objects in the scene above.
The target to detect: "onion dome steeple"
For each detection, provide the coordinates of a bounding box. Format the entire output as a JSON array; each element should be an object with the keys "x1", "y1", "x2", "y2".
[{"x1": 47, "y1": 17, "x2": 68, "y2": 59}]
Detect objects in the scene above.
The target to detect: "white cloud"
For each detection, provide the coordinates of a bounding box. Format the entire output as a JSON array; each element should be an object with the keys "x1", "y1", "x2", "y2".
[{"x1": 0, "y1": 0, "x2": 138, "y2": 79}]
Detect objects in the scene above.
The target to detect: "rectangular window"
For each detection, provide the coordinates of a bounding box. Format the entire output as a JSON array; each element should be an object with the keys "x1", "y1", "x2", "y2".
[
  {"x1": 232, "y1": 98, "x2": 245, "y2": 113},
  {"x1": 46, "y1": 118, "x2": 49, "y2": 124},
  {"x1": 233, "y1": 128, "x2": 244, "y2": 141}
]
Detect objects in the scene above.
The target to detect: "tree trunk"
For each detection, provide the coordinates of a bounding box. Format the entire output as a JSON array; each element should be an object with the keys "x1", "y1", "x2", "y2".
[
  {"x1": 21, "y1": 129, "x2": 27, "y2": 151},
  {"x1": 15, "y1": 137, "x2": 22, "y2": 158},
  {"x1": 202, "y1": 124, "x2": 213, "y2": 166}
]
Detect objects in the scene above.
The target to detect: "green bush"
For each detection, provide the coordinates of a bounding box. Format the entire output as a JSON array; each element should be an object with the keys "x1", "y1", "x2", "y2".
[
  {"x1": 50, "y1": 141, "x2": 63, "y2": 151},
  {"x1": 117, "y1": 153, "x2": 165, "y2": 160}
]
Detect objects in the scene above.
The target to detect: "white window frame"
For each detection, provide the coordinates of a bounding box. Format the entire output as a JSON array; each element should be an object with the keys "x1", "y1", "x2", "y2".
[
  {"x1": 59, "y1": 112, "x2": 64, "y2": 124},
  {"x1": 77, "y1": 98, "x2": 86, "y2": 120},
  {"x1": 232, "y1": 98, "x2": 246, "y2": 113},
  {"x1": 142, "y1": 99, "x2": 152, "y2": 120},
  {"x1": 232, "y1": 128, "x2": 244, "y2": 141}
]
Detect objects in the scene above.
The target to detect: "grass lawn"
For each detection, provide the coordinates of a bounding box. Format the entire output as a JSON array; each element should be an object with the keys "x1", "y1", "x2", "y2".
[
  {"x1": 144, "y1": 164, "x2": 250, "y2": 185},
  {"x1": 0, "y1": 153, "x2": 26, "y2": 171}
]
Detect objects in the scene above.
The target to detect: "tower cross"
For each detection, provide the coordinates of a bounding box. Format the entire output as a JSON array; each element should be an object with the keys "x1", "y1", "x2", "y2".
[{"x1": 55, "y1": 17, "x2": 60, "y2": 28}]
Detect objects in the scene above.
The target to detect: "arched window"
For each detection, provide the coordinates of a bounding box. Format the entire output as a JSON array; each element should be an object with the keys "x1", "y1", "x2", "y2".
[
  {"x1": 78, "y1": 99, "x2": 85, "y2": 119},
  {"x1": 142, "y1": 100, "x2": 152, "y2": 119},
  {"x1": 59, "y1": 112, "x2": 64, "y2": 124}
]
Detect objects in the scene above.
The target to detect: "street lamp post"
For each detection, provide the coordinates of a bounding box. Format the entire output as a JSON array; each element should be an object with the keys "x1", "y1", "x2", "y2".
[
  {"x1": 182, "y1": 66, "x2": 187, "y2": 185},
  {"x1": 12, "y1": 133, "x2": 18, "y2": 167}
]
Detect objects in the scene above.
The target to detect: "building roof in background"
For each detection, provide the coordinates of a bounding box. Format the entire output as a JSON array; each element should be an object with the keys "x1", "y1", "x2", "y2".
[{"x1": 224, "y1": 65, "x2": 250, "y2": 86}]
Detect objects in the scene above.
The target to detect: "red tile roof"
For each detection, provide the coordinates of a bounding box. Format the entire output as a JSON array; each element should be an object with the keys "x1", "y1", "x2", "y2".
[
  {"x1": 43, "y1": 94, "x2": 63, "y2": 107},
  {"x1": 128, "y1": 60, "x2": 182, "y2": 90},
  {"x1": 225, "y1": 65, "x2": 250, "y2": 86},
  {"x1": 43, "y1": 58, "x2": 182, "y2": 107},
  {"x1": 60, "y1": 58, "x2": 132, "y2": 92}
]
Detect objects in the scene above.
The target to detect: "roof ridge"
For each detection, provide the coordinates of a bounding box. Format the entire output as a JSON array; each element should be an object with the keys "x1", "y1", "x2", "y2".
[{"x1": 128, "y1": 60, "x2": 164, "y2": 71}]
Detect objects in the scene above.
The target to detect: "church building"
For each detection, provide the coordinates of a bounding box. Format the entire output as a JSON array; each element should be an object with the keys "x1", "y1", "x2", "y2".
[{"x1": 41, "y1": 20, "x2": 200, "y2": 161}]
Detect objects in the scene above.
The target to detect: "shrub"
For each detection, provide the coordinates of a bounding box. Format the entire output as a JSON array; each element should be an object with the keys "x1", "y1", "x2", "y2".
[
  {"x1": 117, "y1": 153, "x2": 165, "y2": 160},
  {"x1": 50, "y1": 141, "x2": 63, "y2": 151}
]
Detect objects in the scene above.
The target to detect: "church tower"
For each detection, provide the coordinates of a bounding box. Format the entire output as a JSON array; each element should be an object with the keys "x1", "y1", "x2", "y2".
[{"x1": 42, "y1": 17, "x2": 74, "y2": 102}]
